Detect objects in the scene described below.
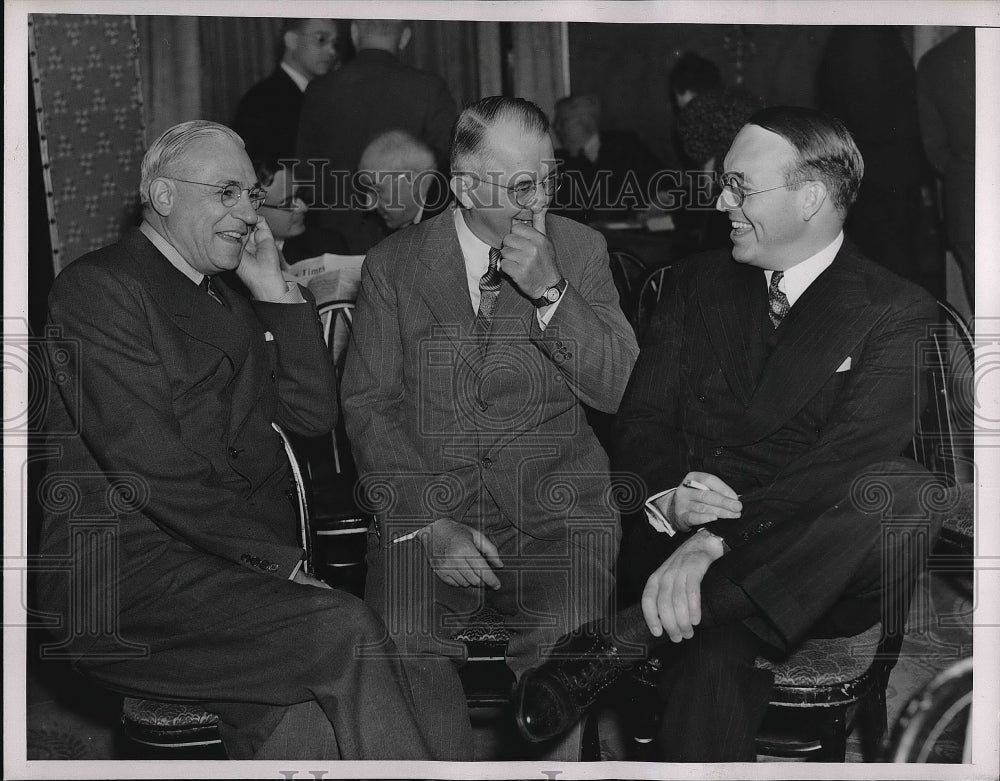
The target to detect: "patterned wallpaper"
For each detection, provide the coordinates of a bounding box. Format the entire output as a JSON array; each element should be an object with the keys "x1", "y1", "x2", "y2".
[{"x1": 29, "y1": 14, "x2": 147, "y2": 273}]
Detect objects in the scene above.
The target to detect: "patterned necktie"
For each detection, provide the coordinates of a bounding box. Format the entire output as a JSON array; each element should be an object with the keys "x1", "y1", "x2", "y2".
[
  {"x1": 767, "y1": 270, "x2": 790, "y2": 328},
  {"x1": 201, "y1": 275, "x2": 224, "y2": 306},
  {"x1": 476, "y1": 247, "x2": 503, "y2": 332}
]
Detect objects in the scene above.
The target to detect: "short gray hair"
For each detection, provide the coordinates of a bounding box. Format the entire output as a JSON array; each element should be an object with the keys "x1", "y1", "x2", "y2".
[
  {"x1": 450, "y1": 95, "x2": 549, "y2": 176},
  {"x1": 139, "y1": 120, "x2": 245, "y2": 205},
  {"x1": 359, "y1": 130, "x2": 435, "y2": 174}
]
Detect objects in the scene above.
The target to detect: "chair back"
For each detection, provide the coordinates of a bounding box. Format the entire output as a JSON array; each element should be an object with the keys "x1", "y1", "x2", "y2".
[
  {"x1": 317, "y1": 300, "x2": 355, "y2": 380},
  {"x1": 634, "y1": 265, "x2": 672, "y2": 341},
  {"x1": 272, "y1": 422, "x2": 312, "y2": 574},
  {"x1": 608, "y1": 251, "x2": 647, "y2": 322}
]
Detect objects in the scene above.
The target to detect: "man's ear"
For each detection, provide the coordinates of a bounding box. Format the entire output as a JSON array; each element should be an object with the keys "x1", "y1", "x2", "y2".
[
  {"x1": 450, "y1": 174, "x2": 475, "y2": 209},
  {"x1": 350, "y1": 22, "x2": 360, "y2": 49},
  {"x1": 283, "y1": 29, "x2": 298, "y2": 57},
  {"x1": 801, "y1": 180, "x2": 828, "y2": 221},
  {"x1": 147, "y1": 178, "x2": 174, "y2": 217},
  {"x1": 399, "y1": 26, "x2": 412, "y2": 52}
]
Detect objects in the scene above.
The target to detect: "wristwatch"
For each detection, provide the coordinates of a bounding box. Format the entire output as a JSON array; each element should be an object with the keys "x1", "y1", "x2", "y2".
[{"x1": 532, "y1": 278, "x2": 568, "y2": 307}]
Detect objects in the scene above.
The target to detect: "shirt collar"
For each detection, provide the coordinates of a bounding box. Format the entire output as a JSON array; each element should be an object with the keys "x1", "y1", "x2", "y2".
[
  {"x1": 454, "y1": 206, "x2": 493, "y2": 274},
  {"x1": 764, "y1": 231, "x2": 844, "y2": 308},
  {"x1": 140, "y1": 220, "x2": 205, "y2": 286},
  {"x1": 280, "y1": 61, "x2": 310, "y2": 92}
]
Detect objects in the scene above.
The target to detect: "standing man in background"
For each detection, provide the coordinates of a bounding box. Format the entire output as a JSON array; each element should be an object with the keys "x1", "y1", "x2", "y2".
[
  {"x1": 233, "y1": 18, "x2": 340, "y2": 165},
  {"x1": 296, "y1": 19, "x2": 457, "y2": 254}
]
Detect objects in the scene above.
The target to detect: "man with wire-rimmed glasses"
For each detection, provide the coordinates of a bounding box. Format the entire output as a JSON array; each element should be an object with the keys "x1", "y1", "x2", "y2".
[
  {"x1": 513, "y1": 106, "x2": 940, "y2": 762},
  {"x1": 342, "y1": 95, "x2": 638, "y2": 760},
  {"x1": 38, "y1": 120, "x2": 455, "y2": 760}
]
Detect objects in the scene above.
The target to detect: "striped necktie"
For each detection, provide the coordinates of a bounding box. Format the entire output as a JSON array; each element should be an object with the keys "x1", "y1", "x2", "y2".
[
  {"x1": 767, "y1": 270, "x2": 790, "y2": 328},
  {"x1": 201, "y1": 275, "x2": 225, "y2": 306},
  {"x1": 476, "y1": 247, "x2": 503, "y2": 332}
]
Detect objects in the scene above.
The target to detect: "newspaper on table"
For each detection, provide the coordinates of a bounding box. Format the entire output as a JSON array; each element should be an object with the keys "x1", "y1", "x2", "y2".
[{"x1": 284, "y1": 253, "x2": 365, "y2": 304}]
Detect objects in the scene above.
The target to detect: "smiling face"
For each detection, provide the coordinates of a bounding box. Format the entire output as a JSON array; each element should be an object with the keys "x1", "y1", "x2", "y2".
[
  {"x1": 155, "y1": 135, "x2": 260, "y2": 275},
  {"x1": 716, "y1": 124, "x2": 810, "y2": 270},
  {"x1": 456, "y1": 119, "x2": 555, "y2": 247}
]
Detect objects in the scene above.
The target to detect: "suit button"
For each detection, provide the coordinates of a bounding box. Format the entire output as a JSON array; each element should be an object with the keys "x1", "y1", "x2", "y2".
[
  {"x1": 268, "y1": 563, "x2": 279, "y2": 572},
  {"x1": 270, "y1": 371, "x2": 276, "y2": 382},
  {"x1": 259, "y1": 559, "x2": 271, "y2": 570},
  {"x1": 565, "y1": 352, "x2": 573, "y2": 359},
  {"x1": 697, "y1": 393, "x2": 707, "y2": 402},
  {"x1": 478, "y1": 400, "x2": 489, "y2": 411},
  {"x1": 712, "y1": 447, "x2": 723, "y2": 457},
  {"x1": 481, "y1": 456, "x2": 492, "y2": 468},
  {"x1": 228, "y1": 447, "x2": 239, "y2": 459}
]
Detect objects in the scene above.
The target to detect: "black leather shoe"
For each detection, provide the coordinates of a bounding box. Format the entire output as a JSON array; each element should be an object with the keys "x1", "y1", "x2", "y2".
[{"x1": 514, "y1": 622, "x2": 638, "y2": 743}]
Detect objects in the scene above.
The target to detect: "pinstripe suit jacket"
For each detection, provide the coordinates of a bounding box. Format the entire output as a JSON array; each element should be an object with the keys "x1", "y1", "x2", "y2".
[
  {"x1": 616, "y1": 241, "x2": 937, "y2": 607},
  {"x1": 37, "y1": 228, "x2": 337, "y2": 653},
  {"x1": 342, "y1": 210, "x2": 639, "y2": 541}
]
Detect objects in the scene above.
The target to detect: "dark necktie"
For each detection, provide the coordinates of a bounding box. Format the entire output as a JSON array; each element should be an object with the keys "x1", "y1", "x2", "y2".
[
  {"x1": 767, "y1": 270, "x2": 790, "y2": 328},
  {"x1": 201, "y1": 275, "x2": 224, "y2": 306},
  {"x1": 476, "y1": 247, "x2": 503, "y2": 332}
]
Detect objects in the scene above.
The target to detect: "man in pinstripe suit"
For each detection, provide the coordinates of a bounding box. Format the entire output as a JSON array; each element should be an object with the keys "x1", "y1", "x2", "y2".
[{"x1": 342, "y1": 96, "x2": 639, "y2": 759}]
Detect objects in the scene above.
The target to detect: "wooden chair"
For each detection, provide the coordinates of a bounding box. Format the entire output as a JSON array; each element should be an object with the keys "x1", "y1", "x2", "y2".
[
  {"x1": 121, "y1": 424, "x2": 309, "y2": 756},
  {"x1": 309, "y1": 299, "x2": 370, "y2": 595}
]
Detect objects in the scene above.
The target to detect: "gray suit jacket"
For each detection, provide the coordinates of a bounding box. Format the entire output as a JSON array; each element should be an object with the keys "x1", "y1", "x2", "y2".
[{"x1": 342, "y1": 210, "x2": 639, "y2": 542}]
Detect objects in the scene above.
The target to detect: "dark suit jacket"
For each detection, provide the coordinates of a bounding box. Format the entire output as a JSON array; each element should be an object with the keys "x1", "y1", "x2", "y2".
[
  {"x1": 615, "y1": 241, "x2": 936, "y2": 621},
  {"x1": 341, "y1": 210, "x2": 638, "y2": 541},
  {"x1": 232, "y1": 67, "x2": 304, "y2": 164},
  {"x1": 296, "y1": 49, "x2": 457, "y2": 253},
  {"x1": 37, "y1": 228, "x2": 337, "y2": 655}
]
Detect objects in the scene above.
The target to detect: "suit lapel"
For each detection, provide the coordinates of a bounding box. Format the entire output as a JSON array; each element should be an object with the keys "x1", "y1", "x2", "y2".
[
  {"x1": 414, "y1": 212, "x2": 486, "y2": 373},
  {"x1": 734, "y1": 245, "x2": 885, "y2": 444},
  {"x1": 698, "y1": 261, "x2": 767, "y2": 408}
]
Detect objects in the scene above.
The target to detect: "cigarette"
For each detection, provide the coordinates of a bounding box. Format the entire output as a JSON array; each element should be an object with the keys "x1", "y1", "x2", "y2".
[{"x1": 682, "y1": 479, "x2": 710, "y2": 491}]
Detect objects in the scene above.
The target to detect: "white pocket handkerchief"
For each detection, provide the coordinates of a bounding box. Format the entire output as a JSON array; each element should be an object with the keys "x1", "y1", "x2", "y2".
[
  {"x1": 264, "y1": 331, "x2": 275, "y2": 342},
  {"x1": 835, "y1": 356, "x2": 852, "y2": 372}
]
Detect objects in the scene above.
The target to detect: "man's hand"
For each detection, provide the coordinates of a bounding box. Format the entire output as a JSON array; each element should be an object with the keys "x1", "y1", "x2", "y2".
[
  {"x1": 499, "y1": 208, "x2": 562, "y2": 300},
  {"x1": 641, "y1": 528, "x2": 726, "y2": 642},
  {"x1": 416, "y1": 518, "x2": 504, "y2": 589},
  {"x1": 291, "y1": 568, "x2": 333, "y2": 589},
  {"x1": 655, "y1": 471, "x2": 741, "y2": 534},
  {"x1": 237, "y1": 216, "x2": 289, "y2": 301}
]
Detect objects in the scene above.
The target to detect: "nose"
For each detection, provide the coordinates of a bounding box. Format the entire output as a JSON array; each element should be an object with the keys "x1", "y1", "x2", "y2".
[
  {"x1": 715, "y1": 192, "x2": 729, "y2": 213},
  {"x1": 232, "y1": 194, "x2": 259, "y2": 223}
]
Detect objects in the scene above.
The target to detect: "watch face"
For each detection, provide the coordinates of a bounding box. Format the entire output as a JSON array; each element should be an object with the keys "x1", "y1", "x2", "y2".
[{"x1": 545, "y1": 287, "x2": 561, "y2": 303}]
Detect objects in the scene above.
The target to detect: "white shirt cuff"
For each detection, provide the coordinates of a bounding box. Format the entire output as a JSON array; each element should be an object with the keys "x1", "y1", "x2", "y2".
[
  {"x1": 644, "y1": 488, "x2": 677, "y2": 536},
  {"x1": 535, "y1": 290, "x2": 565, "y2": 330},
  {"x1": 287, "y1": 558, "x2": 304, "y2": 580},
  {"x1": 275, "y1": 282, "x2": 306, "y2": 304},
  {"x1": 392, "y1": 529, "x2": 421, "y2": 544}
]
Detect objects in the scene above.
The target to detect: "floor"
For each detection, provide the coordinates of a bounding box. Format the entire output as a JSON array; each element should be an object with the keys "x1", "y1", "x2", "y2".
[{"x1": 22, "y1": 568, "x2": 972, "y2": 764}]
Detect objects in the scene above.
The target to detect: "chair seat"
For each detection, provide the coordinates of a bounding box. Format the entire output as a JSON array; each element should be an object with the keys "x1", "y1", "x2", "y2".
[
  {"x1": 452, "y1": 606, "x2": 511, "y2": 644},
  {"x1": 123, "y1": 697, "x2": 219, "y2": 728},
  {"x1": 941, "y1": 483, "x2": 973, "y2": 539},
  {"x1": 757, "y1": 622, "x2": 882, "y2": 688}
]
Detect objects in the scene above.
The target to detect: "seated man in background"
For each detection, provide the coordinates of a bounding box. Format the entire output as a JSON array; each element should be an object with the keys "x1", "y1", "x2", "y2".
[
  {"x1": 515, "y1": 107, "x2": 941, "y2": 761},
  {"x1": 36, "y1": 120, "x2": 450, "y2": 761},
  {"x1": 232, "y1": 18, "x2": 340, "y2": 164},
  {"x1": 354, "y1": 129, "x2": 449, "y2": 249},
  {"x1": 342, "y1": 96, "x2": 638, "y2": 759},
  {"x1": 552, "y1": 93, "x2": 662, "y2": 223}
]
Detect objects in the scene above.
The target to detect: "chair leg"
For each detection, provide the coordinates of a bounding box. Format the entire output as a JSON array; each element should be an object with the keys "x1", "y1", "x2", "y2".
[
  {"x1": 859, "y1": 688, "x2": 888, "y2": 761},
  {"x1": 814, "y1": 705, "x2": 848, "y2": 761}
]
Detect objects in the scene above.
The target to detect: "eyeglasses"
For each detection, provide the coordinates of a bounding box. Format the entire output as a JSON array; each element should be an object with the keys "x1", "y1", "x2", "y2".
[
  {"x1": 468, "y1": 171, "x2": 562, "y2": 207},
  {"x1": 166, "y1": 177, "x2": 266, "y2": 210},
  {"x1": 717, "y1": 172, "x2": 796, "y2": 210},
  {"x1": 262, "y1": 196, "x2": 306, "y2": 213}
]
